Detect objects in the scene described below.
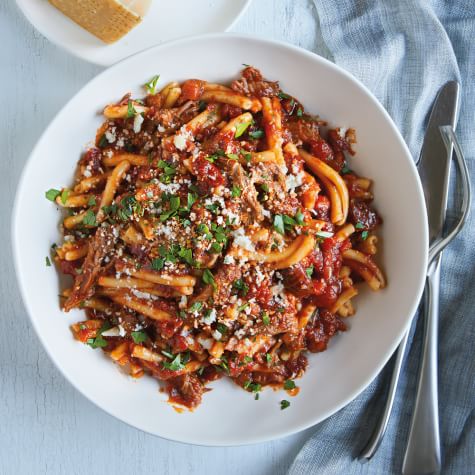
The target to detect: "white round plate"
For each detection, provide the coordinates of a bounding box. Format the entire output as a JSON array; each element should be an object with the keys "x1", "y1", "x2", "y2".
[
  {"x1": 15, "y1": 0, "x2": 251, "y2": 66},
  {"x1": 12, "y1": 34, "x2": 428, "y2": 446}
]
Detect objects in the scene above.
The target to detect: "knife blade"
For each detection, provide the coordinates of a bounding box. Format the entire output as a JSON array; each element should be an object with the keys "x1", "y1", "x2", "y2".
[
  {"x1": 417, "y1": 81, "x2": 460, "y2": 242},
  {"x1": 403, "y1": 81, "x2": 460, "y2": 475}
]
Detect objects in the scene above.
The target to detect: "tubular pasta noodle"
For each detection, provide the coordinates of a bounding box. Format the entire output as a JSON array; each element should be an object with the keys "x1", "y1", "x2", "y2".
[
  {"x1": 103, "y1": 102, "x2": 148, "y2": 119},
  {"x1": 261, "y1": 97, "x2": 284, "y2": 164},
  {"x1": 55, "y1": 193, "x2": 92, "y2": 208},
  {"x1": 331, "y1": 287, "x2": 358, "y2": 314},
  {"x1": 74, "y1": 173, "x2": 110, "y2": 193},
  {"x1": 103, "y1": 153, "x2": 149, "y2": 167},
  {"x1": 299, "y1": 149, "x2": 349, "y2": 225},
  {"x1": 108, "y1": 291, "x2": 174, "y2": 321},
  {"x1": 201, "y1": 89, "x2": 261, "y2": 112},
  {"x1": 96, "y1": 160, "x2": 131, "y2": 223}
]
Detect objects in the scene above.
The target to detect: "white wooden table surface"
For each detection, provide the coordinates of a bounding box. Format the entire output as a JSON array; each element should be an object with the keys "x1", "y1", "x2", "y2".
[{"x1": 0, "y1": 1, "x2": 324, "y2": 473}]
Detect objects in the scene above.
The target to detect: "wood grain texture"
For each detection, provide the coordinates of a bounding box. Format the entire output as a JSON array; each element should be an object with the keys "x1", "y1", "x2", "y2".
[{"x1": 0, "y1": 1, "x2": 321, "y2": 473}]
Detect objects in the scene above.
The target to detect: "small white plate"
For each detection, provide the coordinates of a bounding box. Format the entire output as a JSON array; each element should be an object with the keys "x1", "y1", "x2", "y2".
[
  {"x1": 13, "y1": 34, "x2": 428, "y2": 446},
  {"x1": 15, "y1": 0, "x2": 251, "y2": 66}
]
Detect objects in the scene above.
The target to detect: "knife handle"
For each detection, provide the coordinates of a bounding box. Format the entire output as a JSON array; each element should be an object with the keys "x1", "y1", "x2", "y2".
[{"x1": 402, "y1": 256, "x2": 442, "y2": 475}]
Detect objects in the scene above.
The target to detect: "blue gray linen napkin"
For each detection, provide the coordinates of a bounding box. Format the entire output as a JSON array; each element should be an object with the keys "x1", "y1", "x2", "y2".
[{"x1": 289, "y1": 1, "x2": 475, "y2": 474}]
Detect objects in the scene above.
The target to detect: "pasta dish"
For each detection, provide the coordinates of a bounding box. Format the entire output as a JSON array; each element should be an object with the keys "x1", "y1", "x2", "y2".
[{"x1": 47, "y1": 67, "x2": 385, "y2": 409}]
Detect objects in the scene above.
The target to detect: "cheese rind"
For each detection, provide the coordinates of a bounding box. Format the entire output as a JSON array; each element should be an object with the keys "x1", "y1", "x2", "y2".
[{"x1": 48, "y1": 0, "x2": 151, "y2": 44}]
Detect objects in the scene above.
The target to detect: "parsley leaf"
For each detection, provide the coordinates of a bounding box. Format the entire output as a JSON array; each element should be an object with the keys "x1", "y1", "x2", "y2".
[
  {"x1": 233, "y1": 278, "x2": 249, "y2": 296},
  {"x1": 278, "y1": 92, "x2": 291, "y2": 100},
  {"x1": 262, "y1": 312, "x2": 270, "y2": 326},
  {"x1": 162, "y1": 353, "x2": 186, "y2": 372},
  {"x1": 249, "y1": 129, "x2": 264, "y2": 139},
  {"x1": 231, "y1": 185, "x2": 242, "y2": 198},
  {"x1": 273, "y1": 214, "x2": 285, "y2": 234},
  {"x1": 265, "y1": 353, "x2": 272, "y2": 364},
  {"x1": 86, "y1": 322, "x2": 111, "y2": 349},
  {"x1": 45, "y1": 256, "x2": 51, "y2": 267},
  {"x1": 45, "y1": 189, "x2": 61, "y2": 202},
  {"x1": 280, "y1": 400, "x2": 291, "y2": 410},
  {"x1": 98, "y1": 134, "x2": 108, "y2": 148},
  {"x1": 296, "y1": 108, "x2": 303, "y2": 117},
  {"x1": 341, "y1": 165, "x2": 353, "y2": 175},
  {"x1": 202, "y1": 269, "x2": 216, "y2": 289},
  {"x1": 60, "y1": 189, "x2": 70, "y2": 205},
  {"x1": 189, "y1": 302, "x2": 203, "y2": 313},
  {"x1": 235, "y1": 121, "x2": 251, "y2": 138},
  {"x1": 82, "y1": 210, "x2": 97, "y2": 227},
  {"x1": 144, "y1": 74, "x2": 160, "y2": 95},
  {"x1": 151, "y1": 258, "x2": 165, "y2": 271},
  {"x1": 226, "y1": 153, "x2": 239, "y2": 161},
  {"x1": 355, "y1": 222, "x2": 365, "y2": 230},
  {"x1": 284, "y1": 380, "x2": 296, "y2": 390},
  {"x1": 127, "y1": 100, "x2": 137, "y2": 118},
  {"x1": 131, "y1": 330, "x2": 148, "y2": 344},
  {"x1": 305, "y1": 265, "x2": 314, "y2": 278},
  {"x1": 216, "y1": 322, "x2": 228, "y2": 335},
  {"x1": 87, "y1": 196, "x2": 96, "y2": 207},
  {"x1": 361, "y1": 231, "x2": 369, "y2": 240}
]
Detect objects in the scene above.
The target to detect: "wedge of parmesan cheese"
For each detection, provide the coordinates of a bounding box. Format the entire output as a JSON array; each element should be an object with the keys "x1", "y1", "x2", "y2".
[{"x1": 48, "y1": 0, "x2": 152, "y2": 44}]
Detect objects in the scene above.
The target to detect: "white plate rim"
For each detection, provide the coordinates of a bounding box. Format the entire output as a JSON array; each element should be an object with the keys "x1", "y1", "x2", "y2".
[
  {"x1": 11, "y1": 32, "x2": 428, "y2": 446},
  {"x1": 14, "y1": 0, "x2": 252, "y2": 66}
]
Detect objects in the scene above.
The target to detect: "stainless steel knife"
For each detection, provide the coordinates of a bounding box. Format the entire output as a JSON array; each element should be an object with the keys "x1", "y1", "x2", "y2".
[
  {"x1": 358, "y1": 81, "x2": 460, "y2": 465},
  {"x1": 402, "y1": 82, "x2": 460, "y2": 475}
]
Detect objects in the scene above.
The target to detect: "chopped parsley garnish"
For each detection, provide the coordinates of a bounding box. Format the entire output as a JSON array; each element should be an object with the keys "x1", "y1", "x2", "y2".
[
  {"x1": 117, "y1": 195, "x2": 143, "y2": 221},
  {"x1": 355, "y1": 222, "x2": 365, "y2": 230},
  {"x1": 265, "y1": 353, "x2": 272, "y2": 364},
  {"x1": 255, "y1": 393, "x2": 260, "y2": 400},
  {"x1": 233, "y1": 278, "x2": 249, "y2": 296},
  {"x1": 235, "y1": 121, "x2": 252, "y2": 138},
  {"x1": 157, "y1": 160, "x2": 176, "y2": 180},
  {"x1": 238, "y1": 302, "x2": 249, "y2": 312},
  {"x1": 216, "y1": 322, "x2": 228, "y2": 335},
  {"x1": 249, "y1": 129, "x2": 264, "y2": 139},
  {"x1": 159, "y1": 194, "x2": 181, "y2": 222},
  {"x1": 305, "y1": 265, "x2": 314, "y2": 278},
  {"x1": 280, "y1": 400, "x2": 291, "y2": 410},
  {"x1": 284, "y1": 380, "x2": 296, "y2": 390},
  {"x1": 45, "y1": 256, "x2": 51, "y2": 267},
  {"x1": 243, "y1": 356, "x2": 253, "y2": 364},
  {"x1": 45, "y1": 188, "x2": 61, "y2": 202},
  {"x1": 278, "y1": 92, "x2": 292, "y2": 100},
  {"x1": 231, "y1": 185, "x2": 242, "y2": 198},
  {"x1": 177, "y1": 246, "x2": 195, "y2": 266},
  {"x1": 361, "y1": 231, "x2": 369, "y2": 240},
  {"x1": 60, "y1": 189, "x2": 70, "y2": 204},
  {"x1": 341, "y1": 165, "x2": 353, "y2": 175},
  {"x1": 210, "y1": 242, "x2": 222, "y2": 253},
  {"x1": 262, "y1": 312, "x2": 270, "y2": 326},
  {"x1": 202, "y1": 269, "x2": 216, "y2": 289},
  {"x1": 131, "y1": 330, "x2": 148, "y2": 344},
  {"x1": 126, "y1": 100, "x2": 137, "y2": 118},
  {"x1": 226, "y1": 153, "x2": 239, "y2": 161},
  {"x1": 87, "y1": 196, "x2": 96, "y2": 206},
  {"x1": 243, "y1": 152, "x2": 252, "y2": 163},
  {"x1": 206, "y1": 149, "x2": 225, "y2": 163},
  {"x1": 98, "y1": 134, "x2": 108, "y2": 148},
  {"x1": 198, "y1": 100, "x2": 207, "y2": 112},
  {"x1": 244, "y1": 381, "x2": 261, "y2": 394},
  {"x1": 296, "y1": 108, "x2": 303, "y2": 117},
  {"x1": 144, "y1": 74, "x2": 160, "y2": 95},
  {"x1": 151, "y1": 258, "x2": 165, "y2": 271},
  {"x1": 206, "y1": 203, "x2": 220, "y2": 214},
  {"x1": 86, "y1": 322, "x2": 111, "y2": 349},
  {"x1": 273, "y1": 211, "x2": 306, "y2": 234},
  {"x1": 189, "y1": 301, "x2": 203, "y2": 313},
  {"x1": 162, "y1": 352, "x2": 189, "y2": 372},
  {"x1": 82, "y1": 209, "x2": 97, "y2": 227}
]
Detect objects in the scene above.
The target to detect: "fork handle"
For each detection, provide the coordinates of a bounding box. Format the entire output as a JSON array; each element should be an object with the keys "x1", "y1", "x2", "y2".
[
  {"x1": 358, "y1": 330, "x2": 410, "y2": 462},
  {"x1": 402, "y1": 256, "x2": 442, "y2": 475}
]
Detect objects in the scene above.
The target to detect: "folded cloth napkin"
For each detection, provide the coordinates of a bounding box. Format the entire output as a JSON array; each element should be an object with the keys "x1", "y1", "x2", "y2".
[{"x1": 289, "y1": 1, "x2": 475, "y2": 474}]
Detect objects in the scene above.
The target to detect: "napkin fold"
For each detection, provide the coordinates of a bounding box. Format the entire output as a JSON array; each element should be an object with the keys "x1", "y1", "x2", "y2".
[{"x1": 289, "y1": 1, "x2": 475, "y2": 473}]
